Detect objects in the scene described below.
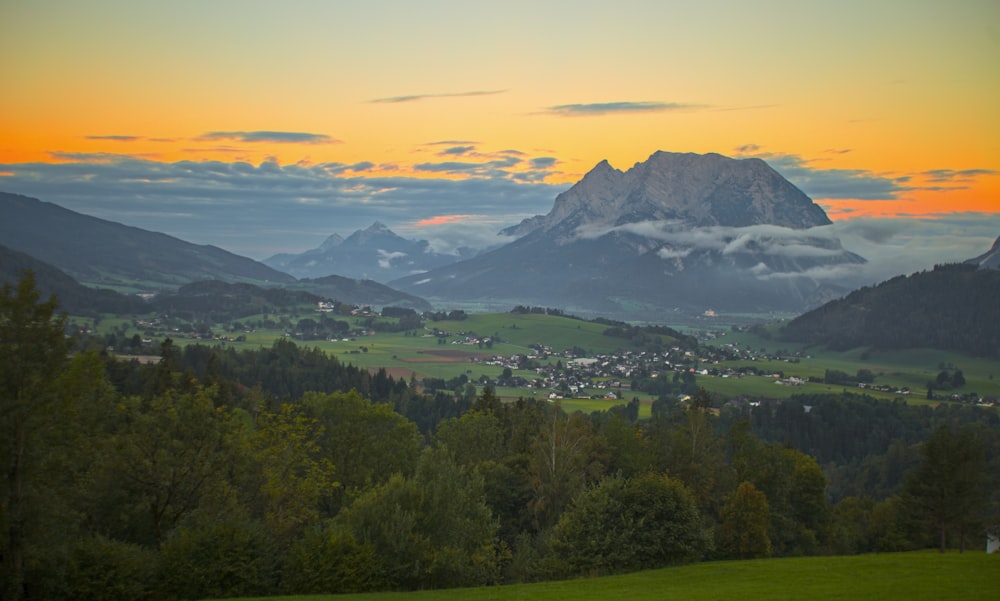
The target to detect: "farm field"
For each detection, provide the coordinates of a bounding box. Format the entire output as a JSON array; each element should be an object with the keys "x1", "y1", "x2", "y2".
[
  {"x1": 704, "y1": 328, "x2": 1000, "y2": 401},
  {"x1": 224, "y1": 551, "x2": 997, "y2": 601},
  {"x1": 93, "y1": 309, "x2": 1000, "y2": 407}
]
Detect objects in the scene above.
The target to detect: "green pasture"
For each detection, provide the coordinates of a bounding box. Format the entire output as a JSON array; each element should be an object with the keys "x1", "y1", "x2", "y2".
[
  {"x1": 225, "y1": 551, "x2": 997, "y2": 601},
  {"x1": 99, "y1": 309, "x2": 999, "y2": 405},
  {"x1": 707, "y1": 328, "x2": 1000, "y2": 400}
]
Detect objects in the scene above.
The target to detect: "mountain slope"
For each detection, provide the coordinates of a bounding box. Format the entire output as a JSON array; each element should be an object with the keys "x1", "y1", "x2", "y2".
[
  {"x1": 780, "y1": 263, "x2": 1000, "y2": 358},
  {"x1": 0, "y1": 244, "x2": 147, "y2": 315},
  {"x1": 264, "y1": 222, "x2": 476, "y2": 282},
  {"x1": 392, "y1": 151, "x2": 864, "y2": 319},
  {"x1": 965, "y1": 235, "x2": 1000, "y2": 270},
  {"x1": 0, "y1": 192, "x2": 294, "y2": 291}
]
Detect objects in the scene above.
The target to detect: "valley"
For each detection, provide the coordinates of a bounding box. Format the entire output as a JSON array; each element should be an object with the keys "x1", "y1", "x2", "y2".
[{"x1": 73, "y1": 304, "x2": 1000, "y2": 415}]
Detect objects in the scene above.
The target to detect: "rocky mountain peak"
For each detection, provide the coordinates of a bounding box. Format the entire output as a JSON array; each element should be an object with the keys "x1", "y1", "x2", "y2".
[
  {"x1": 318, "y1": 233, "x2": 345, "y2": 250},
  {"x1": 509, "y1": 151, "x2": 831, "y2": 238}
]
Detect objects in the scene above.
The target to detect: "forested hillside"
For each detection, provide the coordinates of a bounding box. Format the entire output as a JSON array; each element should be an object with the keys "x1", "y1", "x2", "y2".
[
  {"x1": 0, "y1": 245, "x2": 146, "y2": 316},
  {"x1": 780, "y1": 263, "x2": 1000, "y2": 358},
  {"x1": 2, "y1": 273, "x2": 998, "y2": 601}
]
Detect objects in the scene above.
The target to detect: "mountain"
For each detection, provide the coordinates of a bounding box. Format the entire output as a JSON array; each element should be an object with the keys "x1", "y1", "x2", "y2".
[
  {"x1": 289, "y1": 274, "x2": 432, "y2": 312},
  {"x1": 0, "y1": 192, "x2": 294, "y2": 291},
  {"x1": 0, "y1": 244, "x2": 148, "y2": 315},
  {"x1": 965, "y1": 235, "x2": 1000, "y2": 270},
  {"x1": 391, "y1": 151, "x2": 865, "y2": 319},
  {"x1": 780, "y1": 263, "x2": 1000, "y2": 358},
  {"x1": 264, "y1": 222, "x2": 477, "y2": 282}
]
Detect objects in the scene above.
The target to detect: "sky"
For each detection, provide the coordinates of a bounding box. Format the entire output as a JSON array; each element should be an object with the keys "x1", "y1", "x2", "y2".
[{"x1": 1, "y1": 0, "x2": 998, "y2": 283}]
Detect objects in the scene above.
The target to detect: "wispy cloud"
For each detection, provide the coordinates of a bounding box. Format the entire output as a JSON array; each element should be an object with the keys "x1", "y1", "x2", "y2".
[
  {"x1": 542, "y1": 101, "x2": 705, "y2": 116},
  {"x1": 423, "y1": 140, "x2": 478, "y2": 146},
  {"x1": 197, "y1": 131, "x2": 340, "y2": 144},
  {"x1": 438, "y1": 145, "x2": 475, "y2": 156},
  {"x1": 48, "y1": 151, "x2": 160, "y2": 161},
  {"x1": 921, "y1": 168, "x2": 998, "y2": 183},
  {"x1": 84, "y1": 135, "x2": 140, "y2": 142},
  {"x1": 369, "y1": 90, "x2": 505, "y2": 104},
  {"x1": 414, "y1": 214, "x2": 477, "y2": 227},
  {"x1": 530, "y1": 157, "x2": 558, "y2": 169}
]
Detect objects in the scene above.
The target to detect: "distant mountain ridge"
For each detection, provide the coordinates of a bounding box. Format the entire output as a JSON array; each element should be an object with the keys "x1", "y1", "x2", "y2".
[
  {"x1": 264, "y1": 221, "x2": 478, "y2": 282},
  {"x1": 0, "y1": 192, "x2": 294, "y2": 291},
  {"x1": 0, "y1": 192, "x2": 433, "y2": 310},
  {"x1": 392, "y1": 151, "x2": 864, "y2": 319}
]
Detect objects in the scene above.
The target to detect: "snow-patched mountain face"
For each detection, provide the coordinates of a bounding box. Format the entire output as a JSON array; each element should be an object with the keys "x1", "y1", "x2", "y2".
[
  {"x1": 393, "y1": 151, "x2": 867, "y2": 320},
  {"x1": 965, "y1": 235, "x2": 1000, "y2": 270},
  {"x1": 263, "y1": 222, "x2": 476, "y2": 282}
]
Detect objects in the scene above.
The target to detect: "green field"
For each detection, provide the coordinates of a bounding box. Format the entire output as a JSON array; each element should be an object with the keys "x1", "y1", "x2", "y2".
[
  {"x1": 703, "y1": 328, "x2": 1000, "y2": 401},
  {"x1": 225, "y1": 551, "x2": 996, "y2": 601},
  {"x1": 95, "y1": 310, "x2": 1000, "y2": 407}
]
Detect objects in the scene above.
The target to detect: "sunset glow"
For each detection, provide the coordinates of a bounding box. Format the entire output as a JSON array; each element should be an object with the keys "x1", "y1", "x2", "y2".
[{"x1": 0, "y1": 0, "x2": 996, "y2": 261}]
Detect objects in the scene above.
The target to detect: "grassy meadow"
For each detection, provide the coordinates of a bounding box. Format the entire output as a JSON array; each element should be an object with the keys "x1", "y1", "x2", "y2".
[{"x1": 226, "y1": 551, "x2": 997, "y2": 601}]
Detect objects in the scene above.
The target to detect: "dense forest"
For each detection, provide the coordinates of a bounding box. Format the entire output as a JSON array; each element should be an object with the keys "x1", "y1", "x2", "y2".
[
  {"x1": 2, "y1": 273, "x2": 999, "y2": 601},
  {"x1": 780, "y1": 263, "x2": 1000, "y2": 358}
]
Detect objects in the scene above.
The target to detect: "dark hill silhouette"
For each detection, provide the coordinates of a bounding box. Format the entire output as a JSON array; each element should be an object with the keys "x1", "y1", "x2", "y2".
[
  {"x1": 0, "y1": 192, "x2": 294, "y2": 291},
  {"x1": 780, "y1": 263, "x2": 1000, "y2": 358},
  {"x1": 0, "y1": 244, "x2": 147, "y2": 315}
]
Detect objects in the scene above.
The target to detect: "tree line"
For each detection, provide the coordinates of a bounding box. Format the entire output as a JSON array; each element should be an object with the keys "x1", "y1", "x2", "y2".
[{"x1": 2, "y1": 273, "x2": 997, "y2": 601}]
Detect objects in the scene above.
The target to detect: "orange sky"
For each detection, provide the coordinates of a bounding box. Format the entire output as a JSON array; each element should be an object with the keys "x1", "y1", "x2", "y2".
[{"x1": 0, "y1": 0, "x2": 997, "y2": 258}]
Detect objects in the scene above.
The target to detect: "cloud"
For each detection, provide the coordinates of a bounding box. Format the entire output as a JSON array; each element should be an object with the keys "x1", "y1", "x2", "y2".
[
  {"x1": 414, "y1": 156, "x2": 522, "y2": 177},
  {"x1": 48, "y1": 151, "x2": 160, "y2": 161},
  {"x1": 0, "y1": 155, "x2": 565, "y2": 259},
  {"x1": 377, "y1": 249, "x2": 407, "y2": 269},
  {"x1": 732, "y1": 149, "x2": 905, "y2": 200},
  {"x1": 423, "y1": 140, "x2": 478, "y2": 146},
  {"x1": 369, "y1": 90, "x2": 505, "y2": 103},
  {"x1": 84, "y1": 135, "x2": 140, "y2": 142},
  {"x1": 542, "y1": 101, "x2": 705, "y2": 116},
  {"x1": 576, "y1": 215, "x2": 1000, "y2": 287},
  {"x1": 438, "y1": 145, "x2": 475, "y2": 156},
  {"x1": 197, "y1": 131, "x2": 340, "y2": 144},
  {"x1": 921, "y1": 168, "x2": 998, "y2": 183},
  {"x1": 734, "y1": 148, "x2": 998, "y2": 202},
  {"x1": 414, "y1": 214, "x2": 477, "y2": 227},
  {"x1": 398, "y1": 215, "x2": 517, "y2": 256},
  {"x1": 530, "y1": 157, "x2": 557, "y2": 169}
]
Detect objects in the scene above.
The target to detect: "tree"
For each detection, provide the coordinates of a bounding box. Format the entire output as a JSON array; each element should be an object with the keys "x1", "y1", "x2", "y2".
[
  {"x1": 0, "y1": 273, "x2": 70, "y2": 601},
  {"x1": 93, "y1": 385, "x2": 242, "y2": 547},
  {"x1": 301, "y1": 391, "x2": 422, "y2": 513},
  {"x1": 433, "y1": 410, "x2": 506, "y2": 467},
  {"x1": 248, "y1": 404, "x2": 337, "y2": 543},
  {"x1": 547, "y1": 472, "x2": 709, "y2": 577},
  {"x1": 335, "y1": 448, "x2": 502, "y2": 590},
  {"x1": 717, "y1": 481, "x2": 772, "y2": 559},
  {"x1": 904, "y1": 424, "x2": 987, "y2": 552},
  {"x1": 528, "y1": 407, "x2": 606, "y2": 528}
]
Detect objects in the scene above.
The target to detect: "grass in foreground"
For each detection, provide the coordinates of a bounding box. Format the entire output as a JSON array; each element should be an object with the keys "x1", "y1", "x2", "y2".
[{"x1": 225, "y1": 551, "x2": 996, "y2": 601}]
